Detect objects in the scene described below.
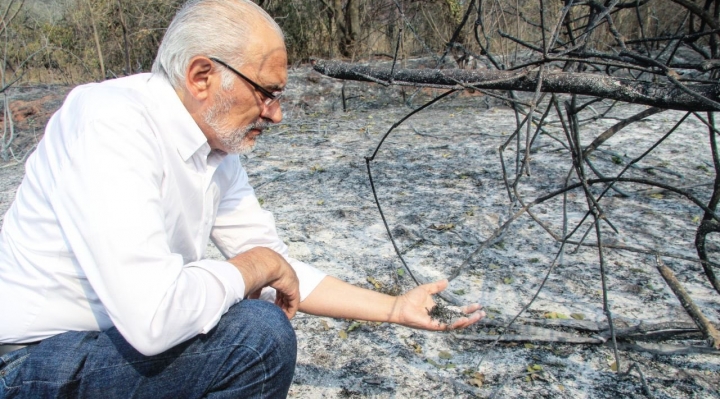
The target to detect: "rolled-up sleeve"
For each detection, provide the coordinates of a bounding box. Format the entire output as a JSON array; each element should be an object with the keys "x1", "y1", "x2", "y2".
[{"x1": 210, "y1": 161, "x2": 326, "y2": 301}]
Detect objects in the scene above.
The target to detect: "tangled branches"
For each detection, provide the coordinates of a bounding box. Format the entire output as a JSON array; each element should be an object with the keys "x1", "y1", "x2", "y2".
[{"x1": 316, "y1": 0, "x2": 720, "y2": 395}]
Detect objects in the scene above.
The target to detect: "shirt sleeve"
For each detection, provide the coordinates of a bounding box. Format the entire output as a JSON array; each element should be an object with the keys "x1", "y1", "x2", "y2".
[
  {"x1": 50, "y1": 110, "x2": 243, "y2": 356},
  {"x1": 210, "y1": 160, "x2": 326, "y2": 302}
]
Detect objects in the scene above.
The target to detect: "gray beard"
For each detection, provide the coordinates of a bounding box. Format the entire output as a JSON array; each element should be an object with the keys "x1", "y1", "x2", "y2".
[{"x1": 203, "y1": 93, "x2": 268, "y2": 154}]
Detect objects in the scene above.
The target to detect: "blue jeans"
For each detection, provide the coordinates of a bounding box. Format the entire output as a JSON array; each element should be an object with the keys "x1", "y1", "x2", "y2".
[{"x1": 0, "y1": 300, "x2": 296, "y2": 398}]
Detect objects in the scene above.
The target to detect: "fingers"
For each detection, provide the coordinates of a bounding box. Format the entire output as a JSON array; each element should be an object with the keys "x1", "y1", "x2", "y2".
[
  {"x1": 275, "y1": 292, "x2": 299, "y2": 319},
  {"x1": 461, "y1": 303, "x2": 483, "y2": 314},
  {"x1": 272, "y1": 262, "x2": 300, "y2": 319},
  {"x1": 419, "y1": 307, "x2": 485, "y2": 331},
  {"x1": 446, "y1": 309, "x2": 486, "y2": 330},
  {"x1": 271, "y1": 286, "x2": 299, "y2": 320},
  {"x1": 424, "y1": 279, "x2": 449, "y2": 295},
  {"x1": 449, "y1": 310, "x2": 485, "y2": 329},
  {"x1": 424, "y1": 304, "x2": 485, "y2": 331},
  {"x1": 249, "y1": 285, "x2": 298, "y2": 319}
]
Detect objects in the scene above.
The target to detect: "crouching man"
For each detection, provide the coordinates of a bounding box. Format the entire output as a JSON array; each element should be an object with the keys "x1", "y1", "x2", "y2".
[{"x1": 0, "y1": 0, "x2": 484, "y2": 397}]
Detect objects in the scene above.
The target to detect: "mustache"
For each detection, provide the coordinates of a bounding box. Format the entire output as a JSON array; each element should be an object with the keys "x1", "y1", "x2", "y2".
[{"x1": 247, "y1": 121, "x2": 270, "y2": 132}]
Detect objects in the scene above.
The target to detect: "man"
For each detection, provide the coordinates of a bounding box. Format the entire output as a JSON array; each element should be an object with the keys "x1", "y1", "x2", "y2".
[{"x1": 0, "y1": 0, "x2": 484, "y2": 397}]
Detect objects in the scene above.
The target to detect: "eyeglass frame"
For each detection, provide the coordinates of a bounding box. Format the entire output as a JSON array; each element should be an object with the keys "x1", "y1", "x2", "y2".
[{"x1": 209, "y1": 57, "x2": 283, "y2": 106}]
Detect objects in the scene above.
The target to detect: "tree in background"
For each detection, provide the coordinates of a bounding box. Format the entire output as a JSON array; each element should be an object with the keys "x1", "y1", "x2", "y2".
[
  {"x1": 3, "y1": 0, "x2": 480, "y2": 82},
  {"x1": 4, "y1": 0, "x2": 182, "y2": 83}
]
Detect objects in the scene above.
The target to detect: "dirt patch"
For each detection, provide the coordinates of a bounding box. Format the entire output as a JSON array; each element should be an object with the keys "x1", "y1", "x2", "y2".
[{"x1": 0, "y1": 84, "x2": 71, "y2": 160}]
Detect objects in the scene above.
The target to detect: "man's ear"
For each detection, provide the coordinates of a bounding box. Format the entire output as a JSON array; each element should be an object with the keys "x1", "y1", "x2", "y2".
[{"x1": 184, "y1": 56, "x2": 215, "y2": 101}]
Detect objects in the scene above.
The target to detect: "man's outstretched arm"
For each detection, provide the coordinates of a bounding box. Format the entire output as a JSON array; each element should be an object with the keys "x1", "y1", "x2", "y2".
[{"x1": 299, "y1": 276, "x2": 485, "y2": 330}]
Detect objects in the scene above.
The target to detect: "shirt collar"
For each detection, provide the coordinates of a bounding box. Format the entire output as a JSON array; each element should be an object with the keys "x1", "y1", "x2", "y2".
[{"x1": 147, "y1": 74, "x2": 212, "y2": 162}]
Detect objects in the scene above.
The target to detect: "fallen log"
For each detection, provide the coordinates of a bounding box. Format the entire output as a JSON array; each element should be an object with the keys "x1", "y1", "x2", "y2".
[{"x1": 312, "y1": 60, "x2": 720, "y2": 112}]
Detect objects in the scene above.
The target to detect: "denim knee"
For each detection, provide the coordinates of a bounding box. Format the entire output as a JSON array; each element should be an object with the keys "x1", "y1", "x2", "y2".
[
  {"x1": 214, "y1": 300, "x2": 297, "y2": 395},
  {"x1": 221, "y1": 300, "x2": 297, "y2": 359}
]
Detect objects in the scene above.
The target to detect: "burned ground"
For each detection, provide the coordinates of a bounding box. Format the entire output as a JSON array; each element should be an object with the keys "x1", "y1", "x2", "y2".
[{"x1": 1, "y1": 67, "x2": 719, "y2": 398}]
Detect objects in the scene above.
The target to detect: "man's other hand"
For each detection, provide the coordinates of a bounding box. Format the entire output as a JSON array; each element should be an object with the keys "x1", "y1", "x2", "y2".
[{"x1": 228, "y1": 247, "x2": 300, "y2": 319}]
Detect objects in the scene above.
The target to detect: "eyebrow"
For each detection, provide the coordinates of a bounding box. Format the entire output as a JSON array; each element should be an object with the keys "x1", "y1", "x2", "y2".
[{"x1": 266, "y1": 83, "x2": 284, "y2": 92}]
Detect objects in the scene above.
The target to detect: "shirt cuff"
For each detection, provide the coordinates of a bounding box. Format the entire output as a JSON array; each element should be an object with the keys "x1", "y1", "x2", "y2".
[
  {"x1": 188, "y1": 259, "x2": 245, "y2": 333},
  {"x1": 286, "y1": 258, "x2": 326, "y2": 301}
]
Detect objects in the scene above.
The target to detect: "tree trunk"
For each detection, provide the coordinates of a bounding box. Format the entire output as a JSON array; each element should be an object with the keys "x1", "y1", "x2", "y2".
[
  {"x1": 86, "y1": 0, "x2": 105, "y2": 80},
  {"x1": 117, "y1": 0, "x2": 131, "y2": 75},
  {"x1": 323, "y1": 0, "x2": 361, "y2": 58},
  {"x1": 345, "y1": 0, "x2": 361, "y2": 57}
]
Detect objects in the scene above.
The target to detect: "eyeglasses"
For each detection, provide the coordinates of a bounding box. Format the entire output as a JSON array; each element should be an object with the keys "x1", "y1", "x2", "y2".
[{"x1": 209, "y1": 57, "x2": 283, "y2": 107}]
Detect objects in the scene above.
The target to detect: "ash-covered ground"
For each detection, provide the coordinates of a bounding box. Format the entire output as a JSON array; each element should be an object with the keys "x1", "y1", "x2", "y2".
[{"x1": 1, "y1": 65, "x2": 719, "y2": 398}]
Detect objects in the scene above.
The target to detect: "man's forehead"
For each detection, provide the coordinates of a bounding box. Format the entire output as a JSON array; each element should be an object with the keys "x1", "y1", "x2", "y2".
[
  {"x1": 243, "y1": 43, "x2": 287, "y2": 87},
  {"x1": 243, "y1": 21, "x2": 285, "y2": 60}
]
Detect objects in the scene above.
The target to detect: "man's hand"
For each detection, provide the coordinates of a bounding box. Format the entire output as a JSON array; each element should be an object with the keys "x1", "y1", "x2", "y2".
[
  {"x1": 227, "y1": 247, "x2": 300, "y2": 319},
  {"x1": 391, "y1": 279, "x2": 485, "y2": 331}
]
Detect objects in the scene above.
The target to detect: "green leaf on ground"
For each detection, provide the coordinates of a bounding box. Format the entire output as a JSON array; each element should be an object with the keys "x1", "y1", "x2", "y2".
[
  {"x1": 366, "y1": 276, "x2": 382, "y2": 289},
  {"x1": 347, "y1": 321, "x2": 362, "y2": 332},
  {"x1": 543, "y1": 311, "x2": 570, "y2": 319}
]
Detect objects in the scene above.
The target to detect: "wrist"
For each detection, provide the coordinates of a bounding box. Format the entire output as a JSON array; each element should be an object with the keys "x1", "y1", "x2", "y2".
[
  {"x1": 228, "y1": 247, "x2": 280, "y2": 297},
  {"x1": 387, "y1": 295, "x2": 405, "y2": 324}
]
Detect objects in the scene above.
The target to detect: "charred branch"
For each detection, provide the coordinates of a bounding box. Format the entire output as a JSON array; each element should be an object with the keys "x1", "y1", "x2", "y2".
[
  {"x1": 313, "y1": 60, "x2": 720, "y2": 111},
  {"x1": 656, "y1": 257, "x2": 720, "y2": 349}
]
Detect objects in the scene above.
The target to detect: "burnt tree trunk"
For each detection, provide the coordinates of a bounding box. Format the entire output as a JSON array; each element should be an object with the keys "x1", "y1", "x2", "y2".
[
  {"x1": 313, "y1": 60, "x2": 720, "y2": 111},
  {"x1": 321, "y1": 0, "x2": 362, "y2": 58}
]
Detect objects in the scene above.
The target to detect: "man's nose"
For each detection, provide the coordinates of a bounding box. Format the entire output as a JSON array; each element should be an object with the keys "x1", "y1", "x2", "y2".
[{"x1": 261, "y1": 102, "x2": 282, "y2": 124}]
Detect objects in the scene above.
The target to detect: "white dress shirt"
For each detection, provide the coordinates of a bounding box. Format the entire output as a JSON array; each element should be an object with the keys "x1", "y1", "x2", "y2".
[{"x1": 0, "y1": 73, "x2": 326, "y2": 356}]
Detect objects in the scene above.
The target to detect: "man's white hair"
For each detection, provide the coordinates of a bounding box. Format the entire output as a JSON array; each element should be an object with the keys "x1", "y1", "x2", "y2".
[{"x1": 152, "y1": 0, "x2": 284, "y2": 89}]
